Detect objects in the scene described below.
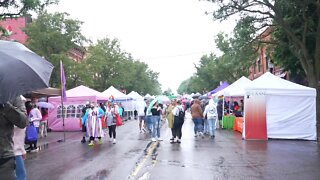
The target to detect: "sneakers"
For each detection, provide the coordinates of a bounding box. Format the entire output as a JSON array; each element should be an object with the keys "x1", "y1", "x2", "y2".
[
  {"x1": 176, "y1": 139, "x2": 181, "y2": 143},
  {"x1": 157, "y1": 137, "x2": 163, "y2": 141},
  {"x1": 151, "y1": 138, "x2": 156, "y2": 142},
  {"x1": 113, "y1": 139, "x2": 116, "y2": 144},
  {"x1": 98, "y1": 139, "x2": 103, "y2": 144},
  {"x1": 30, "y1": 147, "x2": 39, "y2": 152},
  {"x1": 25, "y1": 146, "x2": 32, "y2": 152},
  {"x1": 170, "y1": 139, "x2": 175, "y2": 143},
  {"x1": 170, "y1": 137, "x2": 174, "y2": 141},
  {"x1": 194, "y1": 133, "x2": 198, "y2": 137},
  {"x1": 211, "y1": 135, "x2": 215, "y2": 139},
  {"x1": 88, "y1": 141, "x2": 94, "y2": 146},
  {"x1": 81, "y1": 138, "x2": 86, "y2": 143},
  {"x1": 199, "y1": 132, "x2": 205, "y2": 138},
  {"x1": 109, "y1": 138, "x2": 113, "y2": 142}
]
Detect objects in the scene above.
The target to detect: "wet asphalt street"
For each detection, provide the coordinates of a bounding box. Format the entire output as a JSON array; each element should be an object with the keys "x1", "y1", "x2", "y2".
[{"x1": 25, "y1": 112, "x2": 320, "y2": 180}]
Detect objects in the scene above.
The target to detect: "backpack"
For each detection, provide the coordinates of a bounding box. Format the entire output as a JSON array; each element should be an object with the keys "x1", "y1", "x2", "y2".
[{"x1": 178, "y1": 107, "x2": 185, "y2": 121}]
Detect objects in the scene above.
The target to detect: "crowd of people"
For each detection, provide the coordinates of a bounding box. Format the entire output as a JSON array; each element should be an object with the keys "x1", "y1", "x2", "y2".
[
  {"x1": 0, "y1": 93, "x2": 244, "y2": 180},
  {"x1": 136, "y1": 97, "x2": 244, "y2": 143},
  {"x1": 80, "y1": 100, "x2": 125, "y2": 145}
]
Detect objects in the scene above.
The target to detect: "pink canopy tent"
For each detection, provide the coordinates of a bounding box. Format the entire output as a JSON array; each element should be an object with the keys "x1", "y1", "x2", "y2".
[{"x1": 48, "y1": 85, "x2": 107, "y2": 131}]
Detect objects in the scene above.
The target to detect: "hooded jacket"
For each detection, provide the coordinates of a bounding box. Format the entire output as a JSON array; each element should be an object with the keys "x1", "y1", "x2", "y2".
[
  {"x1": 0, "y1": 97, "x2": 28, "y2": 159},
  {"x1": 203, "y1": 99, "x2": 218, "y2": 119}
]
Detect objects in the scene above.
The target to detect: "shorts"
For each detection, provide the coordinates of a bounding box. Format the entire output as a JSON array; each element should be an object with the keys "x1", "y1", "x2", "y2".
[
  {"x1": 139, "y1": 116, "x2": 146, "y2": 121},
  {"x1": 82, "y1": 125, "x2": 87, "y2": 132}
]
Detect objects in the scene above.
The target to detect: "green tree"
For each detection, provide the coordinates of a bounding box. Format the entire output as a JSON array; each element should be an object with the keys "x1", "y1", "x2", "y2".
[
  {"x1": 84, "y1": 37, "x2": 161, "y2": 95},
  {"x1": 209, "y1": 0, "x2": 320, "y2": 139},
  {"x1": 163, "y1": 88, "x2": 173, "y2": 96},
  {"x1": 24, "y1": 11, "x2": 87, "y2": 88},
  {"x1": 272, "y1": 28, "x2": 307, "y2": 85}
]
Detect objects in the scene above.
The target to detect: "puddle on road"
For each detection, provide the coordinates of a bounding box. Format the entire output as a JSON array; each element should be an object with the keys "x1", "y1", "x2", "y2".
[
  {"x1": 128, "y1": 141, "x2": 160, "y2": 180},
  {"x1": 84, "y1": 169, "x2": 110, "y2": 180}
]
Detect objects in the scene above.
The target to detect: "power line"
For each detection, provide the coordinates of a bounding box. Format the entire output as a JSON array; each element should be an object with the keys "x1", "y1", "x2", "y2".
[{"x1": 140, "y1": 51, "x2": 213, "y2": 60}]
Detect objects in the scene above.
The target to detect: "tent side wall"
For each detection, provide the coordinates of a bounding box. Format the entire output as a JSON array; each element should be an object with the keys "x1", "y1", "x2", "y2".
[
  {"x1": 266, "y1": 95, "x2": 317, "y2": 140},
  {"x1": 48, "y1": 96, "x2": 97, "y2": 131}
]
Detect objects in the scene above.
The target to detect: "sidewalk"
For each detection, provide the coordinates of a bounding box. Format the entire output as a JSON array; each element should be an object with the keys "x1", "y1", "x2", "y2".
[{"x1": 26, "y1": 131, "x2": 83, "y2": 152}]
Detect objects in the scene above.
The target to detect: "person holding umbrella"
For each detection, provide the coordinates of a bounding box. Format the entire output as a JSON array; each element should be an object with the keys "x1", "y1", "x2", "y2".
[
  {"x1": 151, "y1": 101, "x2": 163, "y2": 142},
  {"x1": 0, "y1": 96, "x2": 28, "y2": 180},
  {"x1": 0, "y1": 40, "x2": 53, "y2": 178}
]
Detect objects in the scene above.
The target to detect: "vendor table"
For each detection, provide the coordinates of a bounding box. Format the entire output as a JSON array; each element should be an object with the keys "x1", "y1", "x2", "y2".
[{"x1": 222, "y1": 115, "x2": 235, "y2": 129}]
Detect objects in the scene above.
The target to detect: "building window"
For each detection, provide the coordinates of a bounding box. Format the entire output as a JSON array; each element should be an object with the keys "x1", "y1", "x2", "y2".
[
  {"x1": 77, "y1": 105, "x2": 85, "y2": 118},
  {"x1": 268, "y1": 58, "x2": 274, "y2": 74},
  {"x1": 258, "y1": 58, "x2": 262, "y2": 73},
  {"x1": 57, "y1": 106, "x2": 66, "y2": 118},
  {"x1": 67, "y1": 105, "x2": 76, "y2": 118}
]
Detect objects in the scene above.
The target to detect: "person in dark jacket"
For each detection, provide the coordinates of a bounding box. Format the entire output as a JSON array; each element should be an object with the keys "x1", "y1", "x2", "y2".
[{"x1": 0, "y1": 96, "x2": 28, "y2": 180}]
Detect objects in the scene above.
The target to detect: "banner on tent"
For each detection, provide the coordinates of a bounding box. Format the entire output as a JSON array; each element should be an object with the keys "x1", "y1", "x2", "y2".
[{"x1": 244, "y1": 90, "x2": 267, "y2": 140}]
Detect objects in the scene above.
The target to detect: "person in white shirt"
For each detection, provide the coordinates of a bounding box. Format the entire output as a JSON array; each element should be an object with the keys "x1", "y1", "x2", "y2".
[
  {"x1": 27, "y1": 103, "x2": 42, "y2": 152},
  {"x1": 136, "y1": 99, "x2": 147, "y2": 133},
  {"x1": 12, "y1": 96, "x2": 28, "y2": 179},
  {"x1": 203, "y1": 99, "x2": 218, "y2": 138},
  {"x1": 171, "y1": 100, "x2": 185, "y2": 143}
]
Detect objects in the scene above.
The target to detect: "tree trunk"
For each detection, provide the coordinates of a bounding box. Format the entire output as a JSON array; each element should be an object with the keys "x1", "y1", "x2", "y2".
[
  {"x1": 307, "y1": 74, "x2": 320, "y2": 141},
  {"x1": 317, "y1": 87, "x2": 320, "y2": 141}
]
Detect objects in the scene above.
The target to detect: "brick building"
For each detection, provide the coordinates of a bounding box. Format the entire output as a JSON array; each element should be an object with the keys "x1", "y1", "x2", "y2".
[
  {"x1": 0, "y1": 16, "x2": 31, "y2": 43},
  {"x1": 249, "y1": 27, "x2": 288, "y2": 80},
  {"x1": 0, "y1": 16, "x2": 86, "y2": 62}
]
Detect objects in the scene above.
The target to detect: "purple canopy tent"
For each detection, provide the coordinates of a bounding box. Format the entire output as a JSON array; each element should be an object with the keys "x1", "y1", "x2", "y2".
[{"x1": 208, "y1": 82, "x2": 230, "y2": 95}]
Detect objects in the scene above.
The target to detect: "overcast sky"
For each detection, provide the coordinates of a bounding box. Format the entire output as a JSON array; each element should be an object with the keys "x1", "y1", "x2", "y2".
[{"x1": 48, "y1": 0, "x2": 236, "y2": 94}]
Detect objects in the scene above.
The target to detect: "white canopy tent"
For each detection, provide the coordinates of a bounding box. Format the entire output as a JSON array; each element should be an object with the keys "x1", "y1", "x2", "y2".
[
  {"x1": 102, "y1": 86, "x2": 131, "y2": 100},
  {"x1": 102, "y1": 86, "x2": 134, "y2": 114},
  {"x1": 127, "y1": 91, "x2": 143, "y2": 100},
  {"x1": 244, "y1": 72, "x2": 317, "y2": 140},
  {"x1": 213, "y1": 76, "x2": 251, "y2": 97}
]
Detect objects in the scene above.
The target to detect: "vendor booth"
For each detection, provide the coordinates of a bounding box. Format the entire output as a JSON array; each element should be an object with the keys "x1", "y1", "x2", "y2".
[
  {"x1": 214, "y1": 77, "x2": 251, "y2": 132},
  {"x1": 102, "y1": 86, "x2": 134, "y2": 119},
  {"x1": 244, "y1": 72, "x2": 317, "y2": 140},
  {"x1": 48, "y1": 85, "x2": 107, "y2": 131}
]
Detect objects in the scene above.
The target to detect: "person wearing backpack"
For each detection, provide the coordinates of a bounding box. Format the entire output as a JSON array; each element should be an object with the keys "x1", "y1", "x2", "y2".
[
  {"x1": 203, "y1": 99, "x2": 218, "y2": 138},
  {"x1": 171, "y1": 100, "x2": 185, "y2": 143}
]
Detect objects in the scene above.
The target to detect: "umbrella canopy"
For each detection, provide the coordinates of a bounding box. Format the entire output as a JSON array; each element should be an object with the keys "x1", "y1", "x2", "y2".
[
  {"x1": 36, "y1": 102, "x2": 54, "y2": 109},
  {"x1": 146, "y1": 95, "x2": 171, "y2": 115},
  {"x1": 155, "y1": 95, "x2": 171, "y2": 104},
  {"x1": 0, "y1": 40, "x2": 54, "y2": 103}
]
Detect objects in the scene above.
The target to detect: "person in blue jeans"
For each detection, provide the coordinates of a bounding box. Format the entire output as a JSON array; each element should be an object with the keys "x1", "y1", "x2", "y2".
[
  {"x1": 203, "y1": 99, "x2": 218, "y2": 138},
  {"x1": 146, "y1": 115, "x2": 153, "y2": 134},
  {"x1": 150, "y1": 101, "x2": 163, "y2": 142},
  {"x1": 191, "y1": 99, "x2": 204, "y2": 137}
]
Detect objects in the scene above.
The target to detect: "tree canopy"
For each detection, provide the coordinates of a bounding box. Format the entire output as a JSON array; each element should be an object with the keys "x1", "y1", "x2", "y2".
[
  {"x1": 24, "y1": 11, "x2": 86, "y2": 88},
  {"x1": 208, "y1": 0, "x2": 320, "y2": 139},
  {"x1": 24, "y1": 11, "x2": 161, "y2": 95}
]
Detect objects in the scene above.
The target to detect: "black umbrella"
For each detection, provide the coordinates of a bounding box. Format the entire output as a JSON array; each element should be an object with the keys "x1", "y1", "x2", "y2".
[{"x1": 0, "y1": 40, "x2": 54, "y2": 103}]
